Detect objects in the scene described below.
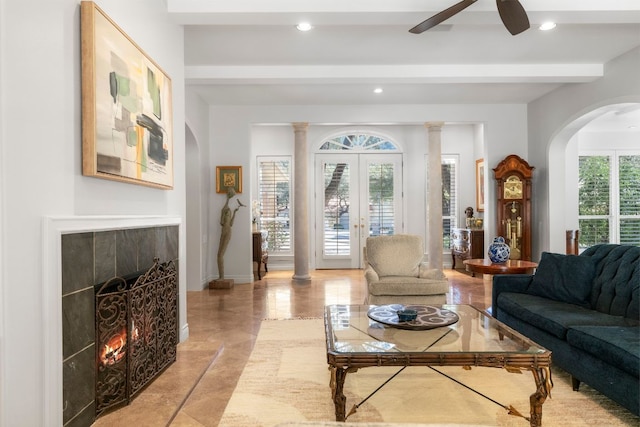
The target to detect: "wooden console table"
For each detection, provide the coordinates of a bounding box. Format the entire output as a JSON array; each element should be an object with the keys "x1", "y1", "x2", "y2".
[{"x1": 252, "y1": 230, "x2": 268, "y2": 280}]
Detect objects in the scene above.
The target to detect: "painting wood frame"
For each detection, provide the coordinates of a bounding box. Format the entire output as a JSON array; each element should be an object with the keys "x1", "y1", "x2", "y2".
[
  {"x1": 216, "y1": 166, "x2": 243, "y2": 194},
  {"x1": 81, "y1": 1, "x2": 173, "y2": 189},
  {"x1": 476, "y1": 158, "x2": 485, "y2": 212}
]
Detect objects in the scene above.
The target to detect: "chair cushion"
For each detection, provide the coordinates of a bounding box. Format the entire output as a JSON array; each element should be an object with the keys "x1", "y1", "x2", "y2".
[
  {"x1": 368, "y1": 276, "x2": 449, "y2": 296},
  {"x1": 527, "y1": 252, "x2": 596, "y2": 308},
  {"x1": 365, "y1": 234, "x2": 423, "y2": 277}
]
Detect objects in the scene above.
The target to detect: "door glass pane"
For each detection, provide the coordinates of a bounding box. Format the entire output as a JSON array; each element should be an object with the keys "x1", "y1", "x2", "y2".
[
  {"x1": 323, "y1": 162, "x2": 350, "y2": 255},
  {"x1": 368, "y1": 163, "x2": 395, "y2": 236}
]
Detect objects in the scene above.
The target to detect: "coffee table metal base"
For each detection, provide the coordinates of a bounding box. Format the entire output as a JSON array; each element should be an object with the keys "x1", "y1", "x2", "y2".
[
  {"x1": 328, "y1": 364, "x2": 551, "y2": 427},
  {"x1": 325, "y1": 304, "x2": 552, "y2": 426}
]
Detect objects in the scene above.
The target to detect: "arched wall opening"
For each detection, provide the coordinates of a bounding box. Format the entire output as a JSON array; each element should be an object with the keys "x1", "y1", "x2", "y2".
[
  {"x1": 185, "y1": 124, "x2": 204, "y2": 290},
  {"x1": 547, "y1": 101, "x2": 640, "y2": 253}
]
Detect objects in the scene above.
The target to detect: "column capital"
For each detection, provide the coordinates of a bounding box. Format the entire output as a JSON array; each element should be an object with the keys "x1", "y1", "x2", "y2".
[
  {"x1": 424, "y1": 121, "x2": 445, "y2": 130},
  {"x1": 292, "y1": 122, "x2": 309, "y2": 132}
]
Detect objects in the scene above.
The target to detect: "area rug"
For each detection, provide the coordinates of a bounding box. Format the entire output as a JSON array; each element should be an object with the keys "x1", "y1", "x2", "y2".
[{"x1": 218, "y1": 319, "x2": 639, "y2": 427}]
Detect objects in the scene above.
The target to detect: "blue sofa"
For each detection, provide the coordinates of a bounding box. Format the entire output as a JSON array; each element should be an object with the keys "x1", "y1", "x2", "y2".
[{"x1": 491, "y1": 244, "x2": 639, "y2": 415}]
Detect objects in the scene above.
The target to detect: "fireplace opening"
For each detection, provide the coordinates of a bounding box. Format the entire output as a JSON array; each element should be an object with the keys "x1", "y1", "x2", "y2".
[{"x1": 95, "y1": 257, "x2": 177, "y2": 417}]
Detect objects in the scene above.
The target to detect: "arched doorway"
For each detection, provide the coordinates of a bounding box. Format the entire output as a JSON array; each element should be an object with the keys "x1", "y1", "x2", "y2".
[{"x1": 185, "y1": 125, "x2": 203, "y2": 290}]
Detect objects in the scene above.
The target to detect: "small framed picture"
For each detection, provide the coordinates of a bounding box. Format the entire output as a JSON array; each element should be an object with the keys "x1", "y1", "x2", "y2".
[
  {"x1": 216, "y1": 166, "x2": 242, "y2": 193},
  {"x1": 476, "y1": 158, "x2": 485, "y2": 212}
]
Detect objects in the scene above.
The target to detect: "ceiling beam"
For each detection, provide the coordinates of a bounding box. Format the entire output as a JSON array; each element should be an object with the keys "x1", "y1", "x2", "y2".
[{"x1": 185, "y1": 64, "x2": 603, "y2": 85}]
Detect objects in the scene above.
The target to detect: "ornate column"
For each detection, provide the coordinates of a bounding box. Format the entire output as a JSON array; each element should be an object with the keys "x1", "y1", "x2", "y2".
[
  {"x1": 425, "y1": 122, "x2": 444, "y2": 269},
  {"x1": 292, "y1": 122, "x2": 311, "y2": 280}
]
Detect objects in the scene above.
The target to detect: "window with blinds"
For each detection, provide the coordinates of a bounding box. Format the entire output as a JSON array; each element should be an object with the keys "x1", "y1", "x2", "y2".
[
  {"x1": 257, "y1": 157, "x2": 292, "y2": 253},
  {"x1": 619, "y1": 155, "x2": 640, "y2": 245},
  {"x1": 442, "y1": 156, "x2": 458, "y2": 250},
  {"x1": 426, "y1": 155, "x2": 458, "y2": 250},
  {"x1": 579, "y1": 152, "x2": 640, "y2": 247}
]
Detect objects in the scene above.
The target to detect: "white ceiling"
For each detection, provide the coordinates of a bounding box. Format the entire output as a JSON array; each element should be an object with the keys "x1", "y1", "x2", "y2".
[{"x1": 168, "y1": 0, "x2": 640, "y2": 130}]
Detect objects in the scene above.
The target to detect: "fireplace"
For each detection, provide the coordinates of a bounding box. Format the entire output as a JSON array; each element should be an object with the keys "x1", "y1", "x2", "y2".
[
  {"x1": 53, "y1": 221, "x2": 181, "y2": 427},
  {"x1": 95, "y1": 258, "x2": 178, "y2": 416}
]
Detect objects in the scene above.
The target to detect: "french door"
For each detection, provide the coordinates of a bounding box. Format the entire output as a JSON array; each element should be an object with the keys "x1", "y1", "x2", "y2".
[{"x1": 315, "y1": 153, "x2": 403, "y2": 269}]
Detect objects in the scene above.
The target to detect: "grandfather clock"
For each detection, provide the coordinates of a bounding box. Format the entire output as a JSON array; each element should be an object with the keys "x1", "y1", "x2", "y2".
[{"x1": 493, "y1": 154, "x2": 534, "y2": 261}]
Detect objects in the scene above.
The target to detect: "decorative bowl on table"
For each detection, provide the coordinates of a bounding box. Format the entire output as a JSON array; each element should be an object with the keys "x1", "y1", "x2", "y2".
[{"x1": 396, "y1": 309, "x2": 418, "y2": 322}]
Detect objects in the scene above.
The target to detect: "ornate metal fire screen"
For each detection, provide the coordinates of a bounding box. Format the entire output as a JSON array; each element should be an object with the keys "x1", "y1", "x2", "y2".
[{"x1": 95, "y1": 258, "x2": 178, "y2": 416}]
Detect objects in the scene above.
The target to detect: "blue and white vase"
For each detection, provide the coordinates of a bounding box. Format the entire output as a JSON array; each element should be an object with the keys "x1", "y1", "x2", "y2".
[{"x1": 488, "y1": 236, "x2": 510, "y2": 263}]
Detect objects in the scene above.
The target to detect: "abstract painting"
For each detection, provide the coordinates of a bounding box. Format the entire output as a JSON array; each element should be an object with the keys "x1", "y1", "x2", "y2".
[{"x1": 81, "y1": 1, "x2": 173, "y2": 189}]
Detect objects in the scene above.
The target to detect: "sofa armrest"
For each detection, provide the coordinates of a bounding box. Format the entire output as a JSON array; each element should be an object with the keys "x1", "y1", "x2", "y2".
[{"x1": 491, "y1": 274, "x2": 534, "y2": 318}]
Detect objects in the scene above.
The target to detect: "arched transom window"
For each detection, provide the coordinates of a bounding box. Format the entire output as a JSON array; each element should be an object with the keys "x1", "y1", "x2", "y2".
[{"x1": 319, "y1": 133, "x2": 399, "y2": 151}]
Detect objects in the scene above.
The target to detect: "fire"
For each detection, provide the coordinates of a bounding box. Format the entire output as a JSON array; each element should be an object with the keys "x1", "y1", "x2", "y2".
[
  {"x1": 100, "y1": 331, "x2": 127, "y2": 366},
  {"x1": 131, "y1": 321, "x2": 140, "y2": 341}
]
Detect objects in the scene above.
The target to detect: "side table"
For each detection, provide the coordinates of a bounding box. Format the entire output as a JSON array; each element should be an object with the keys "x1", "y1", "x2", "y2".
[{"x1": 463, "y1": 258, "x2": 538, "y2": 276}]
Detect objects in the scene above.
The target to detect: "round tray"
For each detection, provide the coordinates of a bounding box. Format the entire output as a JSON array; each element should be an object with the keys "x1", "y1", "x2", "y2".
[{"x1": 367, "y1": 304, "x2": 460, "y2": 330}]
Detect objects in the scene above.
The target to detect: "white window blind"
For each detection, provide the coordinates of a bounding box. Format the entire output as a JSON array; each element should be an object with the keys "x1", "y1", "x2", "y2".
[
  {"x1": 426, "y1": 155, "x2": 458, "y2": 250},
  {"x1": 257, "y1": 157, "x2": 292, "y2": 253},
  {"x1": 619, "y1": 155, "x2": 640, "y2": 245},
  {"x1": 578, "y1": 155, "x2": 611, "y2": 246},
  {"x1": 442, "y1": 156, "x2": 458, "y2": 250},
  {"x1": 579, "y1": 151, "x2": 640, "y2": 247}
]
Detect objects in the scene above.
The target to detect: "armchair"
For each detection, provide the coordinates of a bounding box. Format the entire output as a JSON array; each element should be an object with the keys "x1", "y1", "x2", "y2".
[{"x1": 363, "y1": 234, "x2": 449, "y2": 305}]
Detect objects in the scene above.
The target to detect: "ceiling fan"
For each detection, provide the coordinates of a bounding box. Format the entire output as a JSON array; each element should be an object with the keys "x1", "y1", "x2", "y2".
[{"x1": 409, "y1": 0, "x2": 530, "y2": 36}]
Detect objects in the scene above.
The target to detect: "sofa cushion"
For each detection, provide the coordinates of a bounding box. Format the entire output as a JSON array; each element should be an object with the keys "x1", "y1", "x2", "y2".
[
  {"x1": 527, "y1": 252, "x2": 595, "y2": 308},
  {"x1": 566, "y1": 325, "x2": 640, "y2": 378},
  {"x1": 365, "y1": 235, "x2": 423, "y2": 277},
  {"x1": 368, "y1": 276, "x2": 449, "y2": 296},
  {"x1": 496, "y1": 292, "x2": 632, "y2": 339}
]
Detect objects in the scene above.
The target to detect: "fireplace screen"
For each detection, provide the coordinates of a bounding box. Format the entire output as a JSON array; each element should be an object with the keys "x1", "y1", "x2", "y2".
[{"x1": 95, "y1": 258, "x2": 178, "y2": 416}]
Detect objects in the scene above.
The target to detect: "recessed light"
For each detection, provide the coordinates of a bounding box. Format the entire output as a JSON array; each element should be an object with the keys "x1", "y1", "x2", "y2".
[
  {"x1": 539, "y1": 22, "x2": 556, "y2": 31},
  {"x1": 296, "y1": 22, "x2": 313, "y2": 32},
  {"x1": 373, "y1": 88, "x2": 383, "y2": 94}
]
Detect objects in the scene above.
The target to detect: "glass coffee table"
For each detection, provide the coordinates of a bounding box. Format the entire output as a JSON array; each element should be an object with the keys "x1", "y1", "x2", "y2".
[{"x1": 324, "y1": 304, "x2": 552, "y2": 427}]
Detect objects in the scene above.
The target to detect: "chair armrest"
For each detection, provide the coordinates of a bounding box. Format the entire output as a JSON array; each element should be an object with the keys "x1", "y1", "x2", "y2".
[
  {"x1": 364, "y1": 264, "x2": 379, "y2": 284},
  {"x1": 491, "y1": 274, "x2": 534, "y2": 318},
  {"x1": 418, "y1": 263, "x2": 447, "y2": 280}
]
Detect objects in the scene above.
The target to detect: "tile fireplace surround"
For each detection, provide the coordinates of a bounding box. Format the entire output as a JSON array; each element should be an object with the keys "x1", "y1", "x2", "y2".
[{"x1": 43, "y1": 216, "x2": 183, "y2": 427}]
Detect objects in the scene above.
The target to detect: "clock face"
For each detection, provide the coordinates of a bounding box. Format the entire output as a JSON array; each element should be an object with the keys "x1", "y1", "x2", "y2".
[{"x1": 504, "y1": 176, "x2": 523, "y2": 199}]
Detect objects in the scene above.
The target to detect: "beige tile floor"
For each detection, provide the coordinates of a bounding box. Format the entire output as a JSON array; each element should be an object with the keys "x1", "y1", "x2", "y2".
[{"x1": 93, "y1": 268, "x2": 490, "y2": 426}]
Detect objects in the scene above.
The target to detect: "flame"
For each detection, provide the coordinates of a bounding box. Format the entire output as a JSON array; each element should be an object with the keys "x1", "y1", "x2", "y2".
[{"x1": 101, "y1": 332, "x2": 127, "y2": 366}]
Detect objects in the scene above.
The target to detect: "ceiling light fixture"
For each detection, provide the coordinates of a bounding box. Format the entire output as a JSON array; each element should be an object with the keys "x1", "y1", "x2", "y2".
[
  {"x1": 296, "y1": 22, "x2": 313, "y2": 32},
  {"x1": 373, "y1": 88, "x2": 383, "y2": 94},
  {"x1": 539, "y1": 22, "x2": 556, "y2": 31}
]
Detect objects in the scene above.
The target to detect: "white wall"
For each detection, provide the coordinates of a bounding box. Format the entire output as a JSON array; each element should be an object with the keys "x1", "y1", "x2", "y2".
[
  {"x1": 528, "y1": 47, "x2": 640, "y2": 256},
  {"x1": 0, "y1": 0, "x2": 185, "y2": 425},
  {"x1": 207, "y1": 104, "x2": 527, "y2": 278}
]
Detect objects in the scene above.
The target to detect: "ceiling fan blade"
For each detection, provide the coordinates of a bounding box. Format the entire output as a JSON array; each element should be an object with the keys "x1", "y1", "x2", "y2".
[
  {"x1": 409, "y1": 0, "x2": 477, "y2": 34},
  {"x1": 496, "y1": 0, "x2": 530, "y2": 35}
]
